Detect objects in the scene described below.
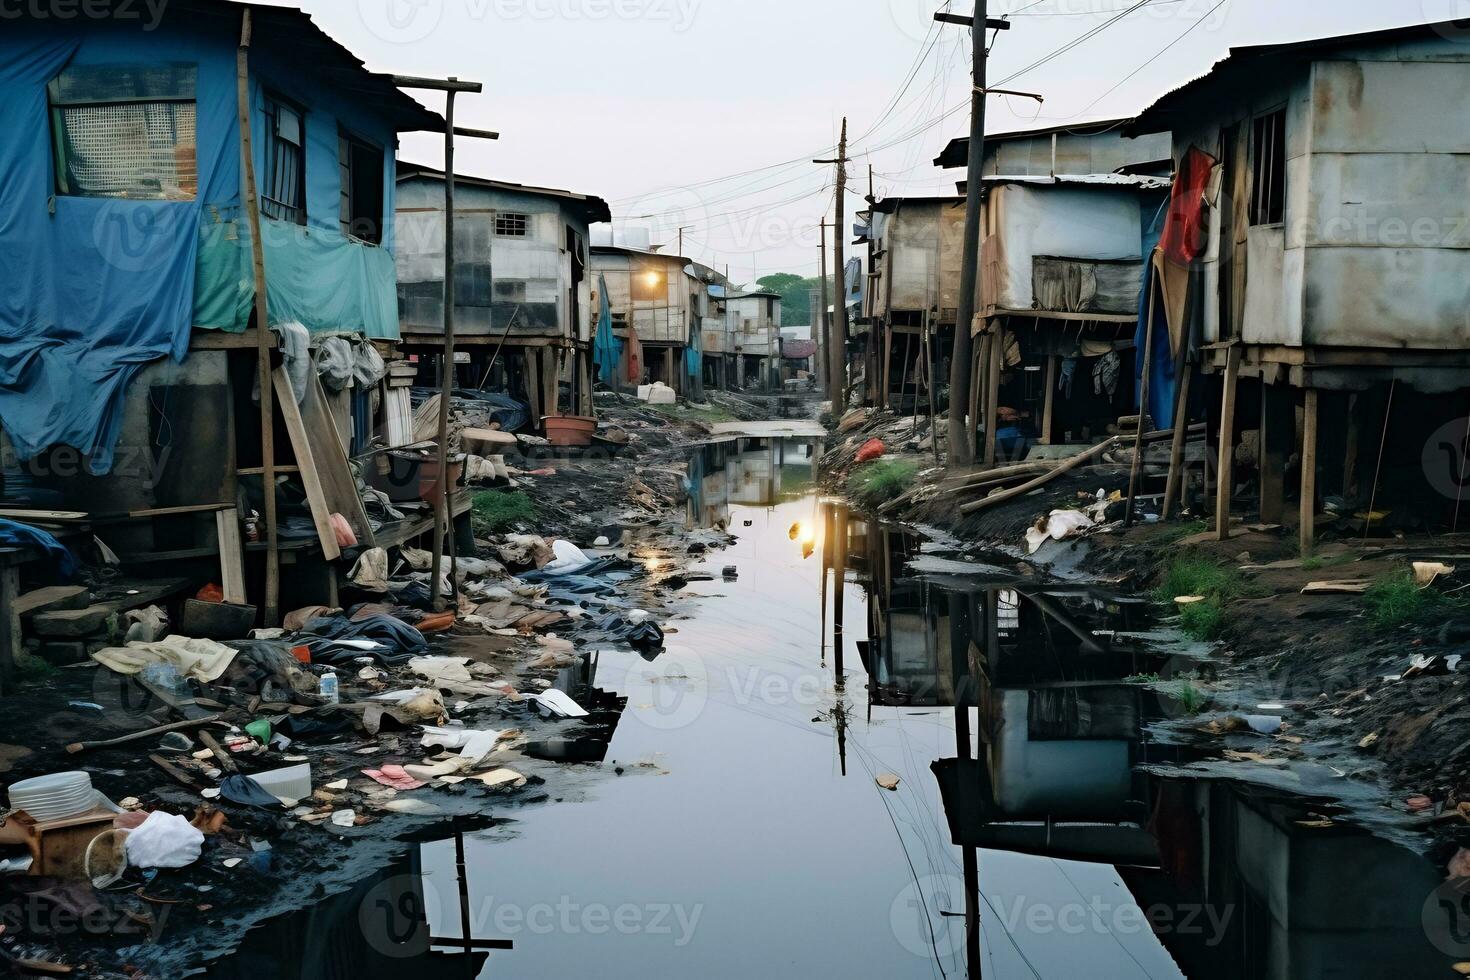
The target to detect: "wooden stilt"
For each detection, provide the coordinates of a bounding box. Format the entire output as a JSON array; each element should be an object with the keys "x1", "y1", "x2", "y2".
[
  {"x1": 982, "y1": 322, "x2": 1001, "y2": 467},
  {"x1": 1124, "y1": 288, "x2": 1158, "y2": 527},
  {"x1": 1039, "y1": 354, "x2": 1058, "y2": 446},
  {"x1": 1300, "y1": 388, "x2": 1319, "y2": 556},
  {"x1": 236, "y1": 9, "x2": 279, "y2": 626},
  {"x1": 1259, "y1": 381, "x2": 1291, "y2": 524},
  {"x1": 1162, "y1": 363, "x2": 1193, "y2": 519},
  {"x1": 1214, "y1": 345, "x2": 1242, "y2": 541}
]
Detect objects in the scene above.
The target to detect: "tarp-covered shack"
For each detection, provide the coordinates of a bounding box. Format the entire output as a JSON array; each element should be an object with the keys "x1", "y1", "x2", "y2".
[{"x1": 0, "y1": 0, "x2": 441, "y2": 474}]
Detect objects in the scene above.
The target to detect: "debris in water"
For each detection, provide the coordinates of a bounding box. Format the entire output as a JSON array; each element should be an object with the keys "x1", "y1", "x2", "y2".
[{"x1": 875, "y1": 773, "x2": 901, "y2": 791}]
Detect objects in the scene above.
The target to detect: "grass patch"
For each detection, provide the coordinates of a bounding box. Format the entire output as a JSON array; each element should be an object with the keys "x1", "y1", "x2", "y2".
[
  {"x1": 1363, "y1": 570, "x2": 1464, "y2": 629},
  {"x1": 1152, "y1": 556, "x2": 1250, "y2": 642},
  {"x1": 15, "y1": 654, "x2": 56, "y2": 682},
  {"x1": 1166, "y1": 678, "x2": 1208, "y2": 715},
  {"x1": 472, "y1": 489, "x2": 538, "y2": 534},
  {"x1": 1178, "y1": 601, "x2": 1226, "y2": 641},
  {"x1": 1155, "y1": 520, "x2": 1208, "y2": 545},
  {"x1": 1152, "y1": 556, "x2": 1248, "y2": 604},
  {"x1": 847, "y1": 460, "x2": 919, "y2": 510}
]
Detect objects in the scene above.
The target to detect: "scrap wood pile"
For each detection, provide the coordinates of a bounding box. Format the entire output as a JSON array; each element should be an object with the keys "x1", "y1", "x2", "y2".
[{"x1": 0, "y1": 524, "x2": 667, "y2": 971}]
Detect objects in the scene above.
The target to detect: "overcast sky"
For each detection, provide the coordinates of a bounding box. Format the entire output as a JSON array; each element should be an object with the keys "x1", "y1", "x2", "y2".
[{"x1": 295, "y1": 0, "x2": 1451, "y2": 281}]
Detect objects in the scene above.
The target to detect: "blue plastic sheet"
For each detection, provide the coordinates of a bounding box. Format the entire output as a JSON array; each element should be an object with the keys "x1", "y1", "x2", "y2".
[
  {"x1": 593, "y1": 274, "x2": 622, "y2": 384},
  {"x1": 0, "y1": 519, "x2": 78, "y2": 581},
  {"x1": 1134, "y1": 202, "x2": 1175, "y2": 429},
  {"x1": 0, "y1": 23, "x2": 403, "y2": 474}
]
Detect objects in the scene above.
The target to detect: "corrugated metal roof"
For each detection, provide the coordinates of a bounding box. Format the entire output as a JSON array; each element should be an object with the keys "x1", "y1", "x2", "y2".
[
  {"x1": 1125, "y1": 18, "x2": 1466, "y2": 136},
  {"x1": 396, "y1": 161, "x2": 611, "y2": 223},
  {"x1": 934, "y1": 117, "x2": 1133, "y2": 169}
]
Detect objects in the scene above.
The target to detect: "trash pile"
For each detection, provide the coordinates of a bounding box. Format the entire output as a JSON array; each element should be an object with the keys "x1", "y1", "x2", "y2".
[{"x1": 0, "y1": 526, "x2": 667, "y2": 972}]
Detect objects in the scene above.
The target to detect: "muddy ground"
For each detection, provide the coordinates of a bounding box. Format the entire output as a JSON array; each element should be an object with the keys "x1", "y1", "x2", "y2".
[
  {"x1": 0, "y1": 390, "x2": 796, "y2": 978},
  {"x1": 822, "y1": 405, "x2": 1470, "y2": 857}
]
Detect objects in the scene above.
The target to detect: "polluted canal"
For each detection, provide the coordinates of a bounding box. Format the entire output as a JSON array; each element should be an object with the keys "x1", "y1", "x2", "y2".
[{"x1": 205, "y1": 436, "x2": 1463, "y2": 979}]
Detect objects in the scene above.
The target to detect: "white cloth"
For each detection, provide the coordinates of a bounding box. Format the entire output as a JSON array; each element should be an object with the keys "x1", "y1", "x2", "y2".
[
  {"x1": 124, "y1": 811, "x2": 204, "y2": 869},
  {"x1": 91, "y1": 635, "x2": 238, "y2": 683},
  {"x1": 1024, "y1": 510, "x2": 1096, "y2": 555},
  {"x1": 349, "y1": 547, "x2": 390, "y2": 592},
  {"x1": 541, "y1": 540, "x2": 593, "y2": 576}
]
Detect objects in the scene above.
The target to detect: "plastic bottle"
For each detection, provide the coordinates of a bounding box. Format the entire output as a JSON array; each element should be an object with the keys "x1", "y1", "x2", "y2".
[{"x1": 319, "y1": 668, "x2": 339, "y2": 704}]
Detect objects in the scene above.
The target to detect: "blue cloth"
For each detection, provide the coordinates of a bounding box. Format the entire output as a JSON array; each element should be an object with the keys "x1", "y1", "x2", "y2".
[
  {"x1": 1133, "y1": 200, "x2": 1174, "y2": 429},
  {"x1": 593, "y1": 274, "x2": 622, "y2": 384},
  {"x1": 0, "y1": 519, "x2": 78, "y2": 581}
]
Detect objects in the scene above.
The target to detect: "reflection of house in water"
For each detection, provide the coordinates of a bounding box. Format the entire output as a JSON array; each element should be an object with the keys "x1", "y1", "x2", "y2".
[
  {"x1": 866, "y1": 553, "x2": 1461, "y2": 978},
  {"x1": 685, "y1": 438, "x2": 820, "y2": 528},
  {"x1": 203, "y1": 847, "x2": 494, "y2": 979}
]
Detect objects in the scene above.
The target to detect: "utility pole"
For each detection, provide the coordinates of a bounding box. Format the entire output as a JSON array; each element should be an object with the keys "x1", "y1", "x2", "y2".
[
  {"x1": 816, "y1": 119, "x2": 849, "y2": 411},
  {"x1": 939, "y1": 5, "x2": 1014, "y2": 466},
  {"x1": 866, "y1": 163, "x2": 877, "y2": 407},
  {"x1": 818, "y1": 221, "x2": 830, "y2": 395}
]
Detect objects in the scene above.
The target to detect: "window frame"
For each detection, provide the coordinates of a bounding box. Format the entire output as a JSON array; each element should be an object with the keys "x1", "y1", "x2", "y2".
[
  {"x1": 1249, "y1": 106, "x2": 1287, "y2": 227},
  {"x1": 260, "y1": 93, "x2": 306, "y2": 226},
  {"x1": 47, "y1": 62, "x2": 198, "y2": 201},
  {"x1": 338, "y1": 127, "x2": 385, "y2": 245},
  {"x1": 494, "y1": 211, "x2": 530, "y2": 238}
]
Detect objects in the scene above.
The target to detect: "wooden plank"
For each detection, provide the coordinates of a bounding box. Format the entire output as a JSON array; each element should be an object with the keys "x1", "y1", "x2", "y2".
[
  {"x1": 0, "y1": 509, "x2": 88, "y2": 522},
  {"x1": 14, "y1": 586, "x2": 90, "y2": 618},
  {"x1": 299, "y1": 373, "x2": 375, "y2": 548},
  {"x1": 1300, "y1": 388, "x2": 1319, "y2": 557},
  {"x1": 1039, "y1": 354, "x2": 1057, "y2": 446},
  {"x1": 216, "y1": 508, "x2": 246, "y2": 604},
  {"x1": 982, "y1": 324, "x2": 1001, "y2": 467},
  {"x1": 1215, "y1": 346, "x2": 1242, "y2": 542},
  {"x1": 272, "y1": 369, "x2": 342, "y2": 561},
  {"x1": 1162, "y1": 364, "x2": 1193, "y2": 519}
]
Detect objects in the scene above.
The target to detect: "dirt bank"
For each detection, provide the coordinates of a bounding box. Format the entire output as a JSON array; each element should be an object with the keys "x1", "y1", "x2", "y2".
[{"x1": 821, "y1": 406, "x2": 1470, "y2": 855}]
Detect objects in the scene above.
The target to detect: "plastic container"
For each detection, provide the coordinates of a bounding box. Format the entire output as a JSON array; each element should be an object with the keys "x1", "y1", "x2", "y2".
[
  {"x1": 319, "y1": 669, "x2": 339, "y2": 704},
  {"x1": 249, "y1": 764, "x2": 312, "y2": 805},
  {"x1": 543, "y1": 415, "x2": 597, "y2": 448}
]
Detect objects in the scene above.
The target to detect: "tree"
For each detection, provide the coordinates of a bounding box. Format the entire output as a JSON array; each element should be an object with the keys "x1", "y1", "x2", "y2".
[{"x1": 756, "y1": 273, "x2": 823, "y2": 327}]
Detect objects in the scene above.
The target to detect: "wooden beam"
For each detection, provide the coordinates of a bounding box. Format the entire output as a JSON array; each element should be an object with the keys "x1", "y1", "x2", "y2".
[
  {"x1": 982, "y1": 324, "x2": 1001, "y2": 467},
  {"x1": 272, "y1": 369, "x2": 342, "y2": 561},
  {"x1": 1039, "y1": 354, "x2": 1058, "y2": 446},
  {"x1": 237, "y1": 9, "x2": 279, "y2": 626},
  {"x1": 934, "y1": 12, "x2": 1012, "y2": 29},
  {"x1": 216, "y1": 508, "x2": 246, "y2": 604},
  {"x1": 1162, "y1": 363, "x2": 1193, "y2": 519},
  {"x1": 1215, "y1": 345, "x2": 1242, "y2": 541},
  {"x1": 1300, "y1": 388, "x2": 1319, "y2": 556}
]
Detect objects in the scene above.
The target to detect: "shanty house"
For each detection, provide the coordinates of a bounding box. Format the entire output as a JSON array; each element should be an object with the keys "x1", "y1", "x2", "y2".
[
  {"x1": 590, "y1": 245, "x2": 698, "y2": 393},
  {"x1": 394, "y1": 165, "x2": 611, "y2": 423},
  {"x1": 1126, "y1": 19, "x2": 1470, "y2": 549},
  {"x1": 725, "y1": 288, "x2": 782, "y2": 391},
  {"x1": 0, "y1": 0, "x2": 445, "y2": 632}
]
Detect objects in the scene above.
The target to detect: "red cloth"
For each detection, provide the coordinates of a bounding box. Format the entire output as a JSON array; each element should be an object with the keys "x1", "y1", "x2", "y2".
[
  {"x1": 1159, "y1": 145, "x2": 1217, "y2": 266},
  {"x1": 854, "y1": 439, "x2": 885, "y2": 464}
]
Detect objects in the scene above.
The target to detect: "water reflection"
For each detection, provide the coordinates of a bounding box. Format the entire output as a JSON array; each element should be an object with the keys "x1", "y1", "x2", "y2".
[
  {"x1": 833, "y1": 513, "x2": 1460, "y2": 979},
  {"x1": 685, "y1": 437, "x2": 821, "y2": 529}
]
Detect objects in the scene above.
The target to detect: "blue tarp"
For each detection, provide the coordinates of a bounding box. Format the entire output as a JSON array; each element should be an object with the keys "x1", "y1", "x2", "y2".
[
  {"x1": 0, "y1": 519, "x2": 78, "y2": 581},
  {"x1": 593, "y1": 274, "x2": 622, "y2": 384},
  {"x1": 1134, "y1": 201, "x2": 1175, "y2": 429},
  {"x1": 0, "y1": 22, "x2": 401, "y2": 474}
]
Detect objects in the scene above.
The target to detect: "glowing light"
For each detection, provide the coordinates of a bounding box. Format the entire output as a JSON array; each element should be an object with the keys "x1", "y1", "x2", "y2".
[{"x1": 643, "y1": 272, "x2": 662, "y2": 288}]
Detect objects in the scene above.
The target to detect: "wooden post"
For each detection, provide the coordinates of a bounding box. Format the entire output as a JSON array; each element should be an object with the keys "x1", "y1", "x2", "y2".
[
  {"x1": 431, "y1": 85, "x2": 459, "y2": 613},
  {"x1": 236, "y1": 9, "x2": 279, "y2": 626},
  {"x1": 830, "y1": 119, "x2": 849, "y2": 410},
  {"x1": 944, "y1": 0, "x2": 990, "y2": 467},
  {"x1": 982, "y1": 322, "x2": 1001, "y2": 467},
  {"x1": 1214, "y1": 345, "x2": 1242, "y2": 541},
  {"x1": 923, "y1": 316, "x2": 939, "y2": 465},
  {"x1": 1300, "y1": 388, "x2": 1319, "y2": 556},
  {"x1": 1162, "y1": 364, "x2": 1193, "y2": 518},
  {"x1": 818, "y1": 222, "x2": 829, "y2": 398},
  {"x1": 881, "y1": 319, "x2": 893, "y2": 411},
  {"x1": 1039, "y1": 353, "x2": 1058, "y2": 446},
  {"x1": 1259, "y1": 381, "x2": 1291, "y2": 524}
]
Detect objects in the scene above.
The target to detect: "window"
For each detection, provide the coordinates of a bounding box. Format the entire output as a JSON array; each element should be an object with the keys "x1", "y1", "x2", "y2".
[
  {"x1": 495, "y1": 212, "x2": 529, "y2": 237},
  {"x1": 1250, "y1": 108, "x2": 1286, "y2": 226},
  {"x1": 48, "y1": 63, "x2": 197, "y2": 200},
  {"x1": 338, "y1": 130, "x2": 384, "y2": 244},
  {"x1": 493, "y1": 280, "x2": 526, "y2": 303},
  {"x1": 261, "y1": 96, "x2": 305, "y2": 224}
]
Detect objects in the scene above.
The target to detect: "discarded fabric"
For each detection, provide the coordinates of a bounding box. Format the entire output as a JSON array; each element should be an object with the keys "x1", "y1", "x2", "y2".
[{"x1": 124, "y1": 811, "x2": 204, "y2": 869}]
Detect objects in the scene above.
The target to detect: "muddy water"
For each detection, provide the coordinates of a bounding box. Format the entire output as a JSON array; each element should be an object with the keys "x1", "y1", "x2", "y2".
[{"x1": 209, "y1": 437, "x2": 1464, "y2": 979}]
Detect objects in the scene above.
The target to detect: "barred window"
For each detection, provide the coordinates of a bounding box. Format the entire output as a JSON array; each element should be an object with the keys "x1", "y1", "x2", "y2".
[
  {"x1": 261, "y1": 96, "x2": 305, "y2": 225},
  {"x1": 49, "y1": 63, "x2": 197, "y2": 201},
  {"x1": 494, "y1": 212, "x2": 529, "y2": 237}
]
